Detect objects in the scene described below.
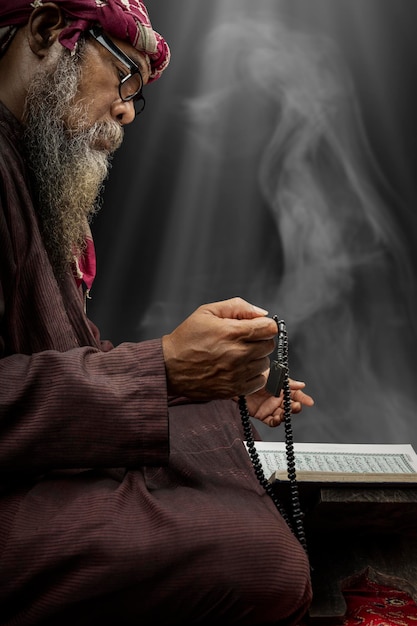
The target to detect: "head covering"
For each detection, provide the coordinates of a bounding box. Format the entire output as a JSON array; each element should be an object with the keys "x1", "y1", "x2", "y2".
[{"x1": 0, "y1": 0, "x2": 170, "y2": 82}]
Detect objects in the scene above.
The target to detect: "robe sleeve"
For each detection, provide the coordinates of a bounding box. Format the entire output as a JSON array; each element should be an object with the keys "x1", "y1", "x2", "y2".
[{"x1": 0, "y1": 324, "x2": 170, "y2": 472}]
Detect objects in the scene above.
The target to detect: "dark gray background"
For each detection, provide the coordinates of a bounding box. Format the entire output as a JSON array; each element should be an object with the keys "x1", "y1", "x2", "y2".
[{"x1": 89, "y1": 1, "x2": 417, "y2": 447}]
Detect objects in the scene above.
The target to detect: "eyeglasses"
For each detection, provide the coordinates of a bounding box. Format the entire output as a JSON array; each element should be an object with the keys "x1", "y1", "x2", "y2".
[{"x1": 88, "y1": 25, "x2": 146, "y2": 116}]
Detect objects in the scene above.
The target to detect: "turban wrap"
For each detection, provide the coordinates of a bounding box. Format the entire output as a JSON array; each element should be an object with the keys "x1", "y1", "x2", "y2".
[{"x1": 0, "y1": 0, "x2": 170, "y2": 82}]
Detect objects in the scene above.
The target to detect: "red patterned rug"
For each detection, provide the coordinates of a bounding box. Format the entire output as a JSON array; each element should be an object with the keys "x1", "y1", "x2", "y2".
[{"x1": 339, "y1": 568, "x2": 417, "y2": 625}]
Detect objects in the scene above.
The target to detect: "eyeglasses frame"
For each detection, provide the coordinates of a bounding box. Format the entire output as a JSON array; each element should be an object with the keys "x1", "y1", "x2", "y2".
[{"x1": 88, "y1": 25, "x2": 146, "y2": 115}]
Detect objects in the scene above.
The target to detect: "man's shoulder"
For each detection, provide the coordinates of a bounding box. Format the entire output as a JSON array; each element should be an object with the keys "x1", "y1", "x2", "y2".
[
  {"x1": 0, "y1": 101, "x2": 23, "y2": 155},
  {"x1": 0, "y1": 103, "x2": 25, "y2": 181}
]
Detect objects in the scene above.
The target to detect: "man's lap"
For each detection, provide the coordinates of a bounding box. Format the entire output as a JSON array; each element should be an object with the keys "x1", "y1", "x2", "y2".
[{"x1": 0, "y1": 399, "x2": 311, "y2": 625}]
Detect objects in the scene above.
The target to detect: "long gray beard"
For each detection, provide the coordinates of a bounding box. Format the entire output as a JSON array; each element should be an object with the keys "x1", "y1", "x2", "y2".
[{"x1": 22, "y1": 43, "x2": 123, "y2": 278}]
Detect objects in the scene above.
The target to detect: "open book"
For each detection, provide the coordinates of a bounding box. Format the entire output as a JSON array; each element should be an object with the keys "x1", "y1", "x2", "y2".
[{"x1": 244, "y1": 441, "x2": 417, "y2": 484}]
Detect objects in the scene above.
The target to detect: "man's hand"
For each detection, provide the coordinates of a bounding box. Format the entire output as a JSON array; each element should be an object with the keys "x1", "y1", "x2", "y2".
[
  {"x1": 244, "y1": 379, "x2": 315, "y2": 427},
  {"x1": 162, "y1": 298, "x2": 278, "y2": 400}
]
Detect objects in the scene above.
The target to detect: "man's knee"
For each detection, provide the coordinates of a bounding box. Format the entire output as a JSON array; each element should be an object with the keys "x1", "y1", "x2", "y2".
[{"x1": 205, "y1": 519, "x2": 312, "y2": 624}]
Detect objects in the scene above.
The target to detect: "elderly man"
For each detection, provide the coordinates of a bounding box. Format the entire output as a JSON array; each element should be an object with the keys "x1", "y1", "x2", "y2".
[{"x1": 0, "y1": 1, "x2": 313, "y2": 624}]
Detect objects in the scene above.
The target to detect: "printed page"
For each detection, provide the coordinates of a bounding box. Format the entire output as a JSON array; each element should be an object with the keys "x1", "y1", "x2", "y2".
[{"x1": 244, "y1": 442, "x2": 417, "y2": 479}]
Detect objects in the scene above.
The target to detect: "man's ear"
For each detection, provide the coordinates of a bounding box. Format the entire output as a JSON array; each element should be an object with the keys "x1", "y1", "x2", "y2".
[{"x1": 27, "y1": 3, "x2": 67, "y2": 58}]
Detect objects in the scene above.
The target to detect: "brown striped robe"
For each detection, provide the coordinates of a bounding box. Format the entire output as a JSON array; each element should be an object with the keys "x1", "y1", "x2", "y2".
[{"x1": 0, "y1": 102, "x2": 312, "y2": 625}]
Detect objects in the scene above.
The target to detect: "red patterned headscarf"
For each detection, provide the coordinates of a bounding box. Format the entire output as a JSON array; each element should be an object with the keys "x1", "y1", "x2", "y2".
[{"x1": 0, "y1": 0, "x2": 170, "y2": 82}]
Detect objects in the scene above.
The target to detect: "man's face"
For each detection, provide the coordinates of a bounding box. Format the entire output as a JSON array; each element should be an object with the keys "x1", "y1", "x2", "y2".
[
  {"x1": 68, "y1": 30, "x2": 150, "y2": 133},
  {"x1": 21, "y1": 32, "x2": 149, "y2": 278}
]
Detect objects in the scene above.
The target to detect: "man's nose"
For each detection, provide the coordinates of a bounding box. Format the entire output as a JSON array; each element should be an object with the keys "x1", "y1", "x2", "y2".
[{"x1": 110, "y1": 98, "x2": 136, "y2": 126}]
